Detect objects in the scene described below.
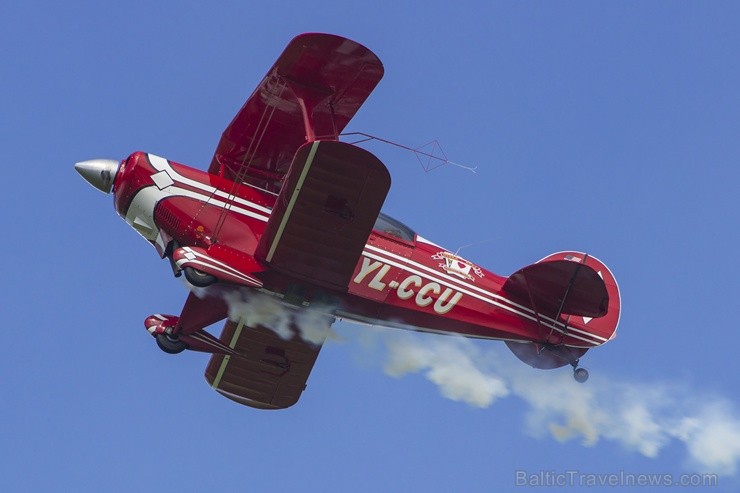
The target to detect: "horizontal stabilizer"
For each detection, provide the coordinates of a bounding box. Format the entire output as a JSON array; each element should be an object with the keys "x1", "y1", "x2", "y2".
[
  {"x1": 504, "y1": 254, "x2": 608, "y2": 318},
  {"x1": 505, "y1": 341, "x2": 588, "y2": 369},
  {"x1": 503, "y1": 252, "x2": 621, "y2": 347}
]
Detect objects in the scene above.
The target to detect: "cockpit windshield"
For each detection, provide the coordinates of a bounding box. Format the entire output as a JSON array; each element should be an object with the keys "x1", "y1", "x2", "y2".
[{"x1": 373, "y1": 212, "x2": 415, "y2": 242}]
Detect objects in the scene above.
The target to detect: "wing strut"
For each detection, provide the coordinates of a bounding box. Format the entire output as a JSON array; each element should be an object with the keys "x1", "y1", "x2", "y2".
[{"x1": 210, "y1": 86, "x2": 285, "y2": 241}]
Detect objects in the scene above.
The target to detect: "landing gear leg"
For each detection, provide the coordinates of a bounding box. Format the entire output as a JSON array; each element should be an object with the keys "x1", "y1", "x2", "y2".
[{"x1": 165, "y1": 241, "x2": 182, "y2": 278}]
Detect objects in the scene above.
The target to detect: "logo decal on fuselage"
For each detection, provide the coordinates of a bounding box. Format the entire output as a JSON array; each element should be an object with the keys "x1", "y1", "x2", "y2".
[
  {"x1": 431, "y1": 251, "x2": 484, "y2": 282},
  {"x1": 353, "y1": 257, "x2": 463, "y2": 315}
]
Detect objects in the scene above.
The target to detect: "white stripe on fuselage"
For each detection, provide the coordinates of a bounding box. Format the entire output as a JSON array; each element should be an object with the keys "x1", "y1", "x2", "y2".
[
  {"x1": 164, "y1": 185, "x2": 270, "y2": 222},
  {"x1": 148, "y1": 154, "x2": 272, "y2": 215}
]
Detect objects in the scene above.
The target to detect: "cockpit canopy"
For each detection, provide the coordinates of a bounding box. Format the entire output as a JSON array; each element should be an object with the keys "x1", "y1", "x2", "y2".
[{"x1": 373, "y1": 212, "x2": 415, "y2": 242}]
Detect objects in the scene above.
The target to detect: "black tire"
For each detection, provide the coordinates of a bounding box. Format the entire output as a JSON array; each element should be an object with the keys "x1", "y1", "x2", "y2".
[
  {"x1": 156, "y1": 333, "x2": 187, "y2": 354},
  {"x1": 183, "y1": 266, "x2": 217, "y2": 287},
  {"x1": 573, "y1": 367, "x2": 589, "y2": 383}
]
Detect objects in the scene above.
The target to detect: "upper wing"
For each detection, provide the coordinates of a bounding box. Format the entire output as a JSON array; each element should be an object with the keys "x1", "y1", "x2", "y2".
[
  {"x1": 205, "y1": 320, "x2": 326, "y2": 409},
  {"x1": 255, "y1": 140, "x2": 390, "y2": 291},
  {"x1": 208, "y1": 33, "x2": 384, "y2": 191}
]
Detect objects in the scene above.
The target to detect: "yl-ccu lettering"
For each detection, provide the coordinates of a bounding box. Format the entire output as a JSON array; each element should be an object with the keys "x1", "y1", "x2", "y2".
[{"x1": 353, "y1": 258, "x2": 462, "y2": 314}]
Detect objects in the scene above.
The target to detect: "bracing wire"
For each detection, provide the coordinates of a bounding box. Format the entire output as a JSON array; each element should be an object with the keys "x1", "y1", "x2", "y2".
[{"x1": 341, "y1": 132, "x2": 476, "y2": 173}]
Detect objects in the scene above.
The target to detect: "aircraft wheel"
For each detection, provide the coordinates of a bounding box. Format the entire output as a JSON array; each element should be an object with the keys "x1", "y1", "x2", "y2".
[
  {"x1": 183, "y1": 267, "x2": 216, "y2": 287},
  {"x1": 573, "y1": 367, "x2": 589, "y2": 383},
  {"x1": 156, "y1": 333, "x2": 187, "y2": 354}
]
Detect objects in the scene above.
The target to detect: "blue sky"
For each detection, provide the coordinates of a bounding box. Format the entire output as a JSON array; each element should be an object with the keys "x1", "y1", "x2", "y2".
[{"x1": 2, "y1": 1, "x2": 739, "y2": 491}]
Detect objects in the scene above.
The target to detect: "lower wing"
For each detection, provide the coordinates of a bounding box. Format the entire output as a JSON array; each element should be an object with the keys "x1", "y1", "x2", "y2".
[{"x1": 205, "y1": 319, "x2": 327, "y2": 409}]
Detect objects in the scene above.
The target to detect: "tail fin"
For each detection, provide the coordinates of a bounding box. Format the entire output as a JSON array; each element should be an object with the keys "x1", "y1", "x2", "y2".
[{"x1": 503, "y1": 251, "x2": 621, "y2": 348}]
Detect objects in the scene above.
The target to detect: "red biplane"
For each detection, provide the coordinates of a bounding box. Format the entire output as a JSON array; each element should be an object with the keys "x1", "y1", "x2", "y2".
[{"x1": 76, "y1": 33, "x2": 620, "y2": 409}]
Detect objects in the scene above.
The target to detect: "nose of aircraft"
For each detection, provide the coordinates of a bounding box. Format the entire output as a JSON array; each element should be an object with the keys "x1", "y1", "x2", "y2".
[{"x1": 74, "y1": 159, "x2": 120, "y2": 193}]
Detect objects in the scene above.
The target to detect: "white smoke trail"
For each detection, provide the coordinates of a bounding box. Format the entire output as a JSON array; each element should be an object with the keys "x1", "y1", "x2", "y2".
[
  {"x1": 384, "y1": 333, "x2": 509, "y2": 408},
  {"x1": 201, "y1": 283, "x2": 740, "y2": 476},
  {"x1": 371, "y1": 328, "x2": 740, "y2": 476},
  {"x1": 221, "y1": 289, "x2": 334, "y2": 345}
]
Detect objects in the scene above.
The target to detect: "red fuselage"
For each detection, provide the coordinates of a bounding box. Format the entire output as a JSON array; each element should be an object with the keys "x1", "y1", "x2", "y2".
[{"x1": 113, "y1": 151, "x2": 616, "y2": 350}]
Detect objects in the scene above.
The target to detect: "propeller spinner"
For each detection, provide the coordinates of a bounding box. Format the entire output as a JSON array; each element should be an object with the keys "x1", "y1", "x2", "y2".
[{"x1": 74, "y1": 159, "x2": 120, "y2": 193}]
